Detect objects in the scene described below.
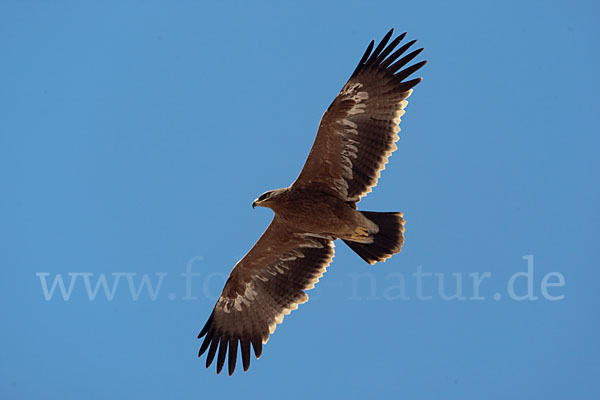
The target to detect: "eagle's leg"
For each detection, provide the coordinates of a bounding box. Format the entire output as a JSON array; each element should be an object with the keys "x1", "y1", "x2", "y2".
[{"x1": 350, "y1": 226, "x2": 370, "y2": 241}]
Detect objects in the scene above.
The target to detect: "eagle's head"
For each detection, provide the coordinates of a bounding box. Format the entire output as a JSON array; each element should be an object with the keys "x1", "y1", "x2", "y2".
[{"x1": 252, "y1": 188, "x2": 287, "y2": 209}]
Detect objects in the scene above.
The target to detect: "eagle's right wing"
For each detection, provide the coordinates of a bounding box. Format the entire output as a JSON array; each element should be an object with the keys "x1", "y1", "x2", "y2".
[
  {"x1": 292, "y1": 29, "x2": 426, "y2": 205},
  {"x1": 198, "y1": 217, "x2": 334, "y2": 375}
]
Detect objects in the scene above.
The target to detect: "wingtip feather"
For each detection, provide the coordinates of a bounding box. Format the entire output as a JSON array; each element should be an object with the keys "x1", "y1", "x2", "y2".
[
  {"x1": 216, "y1": 335, "x2": 228, "y2": 374},
  {"x1": 206, "y1": 336, "x2": 220, "y2": 368},
  {"x1": 198, "y1": 332, "x2": 212, "y2": 357},
  {"x1": 351, "y1": 39, "x2": 375, "y2": 77},
  {"x1": 228, "y1": 337, "x2": 238, "y2": 376},
  {"x1": 241, "y1": 338, "x2": 251, "y2": 372}
]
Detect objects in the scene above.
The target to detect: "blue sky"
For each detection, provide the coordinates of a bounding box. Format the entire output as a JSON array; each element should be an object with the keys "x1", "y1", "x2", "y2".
[{"x1": 1, "y1": 1, "x2": 599, "y2": 399}]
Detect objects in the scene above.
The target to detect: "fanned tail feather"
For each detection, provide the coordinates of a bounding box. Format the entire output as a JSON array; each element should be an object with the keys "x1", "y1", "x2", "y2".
[{"x1": 343, "y1": 211, "x2": 405, "y2": 265}]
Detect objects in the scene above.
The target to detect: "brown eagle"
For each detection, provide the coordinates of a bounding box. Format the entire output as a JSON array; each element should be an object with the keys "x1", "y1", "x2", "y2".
[{"x1": 198, "y1": 29, "x2": 426, "y2": 375}]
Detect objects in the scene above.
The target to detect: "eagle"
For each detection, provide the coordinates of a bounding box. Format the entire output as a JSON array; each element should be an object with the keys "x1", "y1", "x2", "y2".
[{"x1": 198, "y1": 29, "x2": 426, "y2": 375}]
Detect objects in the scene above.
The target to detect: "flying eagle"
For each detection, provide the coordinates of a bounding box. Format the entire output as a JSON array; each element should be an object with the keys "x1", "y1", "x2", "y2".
[{"x1": 198, "y1": 29, "x2": 426, "y2": 375}]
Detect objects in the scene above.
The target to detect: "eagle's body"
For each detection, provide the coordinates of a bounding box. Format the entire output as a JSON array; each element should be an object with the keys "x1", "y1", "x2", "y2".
[
  {"x1": 198, "y1": 29, "x2": 426, "y2": 375},
  {"x1": 258, "y1": 188, "x2": 376, "y2": 242}
]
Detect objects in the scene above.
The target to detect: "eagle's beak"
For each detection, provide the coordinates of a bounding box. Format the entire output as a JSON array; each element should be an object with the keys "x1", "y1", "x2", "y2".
[{"x1": 252, "y1": 201, "x2": 257, "y2": 209}]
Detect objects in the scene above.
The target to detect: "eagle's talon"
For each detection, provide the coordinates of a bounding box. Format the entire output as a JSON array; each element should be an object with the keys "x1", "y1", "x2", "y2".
[{"x1": 351, "y1": 226, "x2": 370, "y2": 240}]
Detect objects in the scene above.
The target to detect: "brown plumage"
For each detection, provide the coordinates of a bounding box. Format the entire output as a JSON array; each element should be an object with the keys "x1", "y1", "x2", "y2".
[{"x1": 198, "y1": 28, "x2": 426, "y2": 375}]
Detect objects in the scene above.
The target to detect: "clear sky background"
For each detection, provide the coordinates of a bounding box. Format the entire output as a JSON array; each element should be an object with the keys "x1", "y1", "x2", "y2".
[{"x1": 1, "y1": 1, "x2": 599, "y2": 399}]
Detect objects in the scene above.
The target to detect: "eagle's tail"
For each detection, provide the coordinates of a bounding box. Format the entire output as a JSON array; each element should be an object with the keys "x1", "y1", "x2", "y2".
[{"x1": 343, "y1": 211, "x2": 405, "y2": 265}]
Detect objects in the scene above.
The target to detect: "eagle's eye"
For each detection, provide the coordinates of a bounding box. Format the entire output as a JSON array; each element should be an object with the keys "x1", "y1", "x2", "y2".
[{"x1": 257, "y1": 192, "x2": 270, "y2": 202}]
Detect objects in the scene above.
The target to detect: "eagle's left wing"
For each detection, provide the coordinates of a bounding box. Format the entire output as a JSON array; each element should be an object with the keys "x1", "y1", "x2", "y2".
[
  {"x1": 198, "y1": 217, "x2": 334, "y2": 375},
  {"x1": 292, "y1": 29, "x2": 426, "y2": 205}
]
